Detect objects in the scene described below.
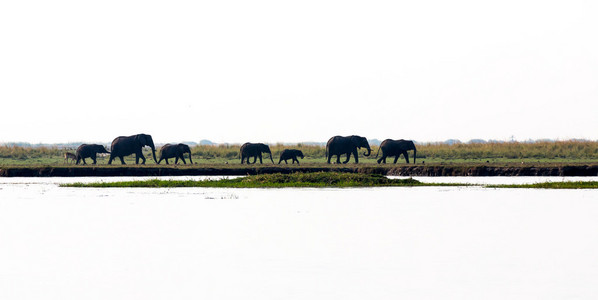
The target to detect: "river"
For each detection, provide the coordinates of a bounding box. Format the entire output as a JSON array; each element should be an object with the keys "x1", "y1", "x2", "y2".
[{"x1": 1, "y1": 176, "x2": 598, "y2": 299}]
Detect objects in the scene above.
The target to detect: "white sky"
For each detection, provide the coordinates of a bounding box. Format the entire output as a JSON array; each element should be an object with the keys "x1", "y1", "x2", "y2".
[{"x1": 1, "y1": 0, "x2": 597, "y2": 144}]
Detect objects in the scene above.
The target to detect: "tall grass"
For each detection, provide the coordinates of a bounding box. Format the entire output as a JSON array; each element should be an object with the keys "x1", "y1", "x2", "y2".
[
  {"x1": 0, "y1": 145, "x2": 65, "y2": 160},
  {"x1": 417, "y1": 141, "x2": 598, "y2": 160}
]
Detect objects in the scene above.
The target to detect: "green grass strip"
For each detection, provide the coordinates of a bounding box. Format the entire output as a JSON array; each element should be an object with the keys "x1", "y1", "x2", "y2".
[
  {"x1": 486, "y1": 181, "x2": 598, "y2": 189},
  {"x1": 61, "y1": 172, "x2": 466, "y2": 188},
  {"x1": 60, "y1": 172, "x2": 598, "y2": 189}
]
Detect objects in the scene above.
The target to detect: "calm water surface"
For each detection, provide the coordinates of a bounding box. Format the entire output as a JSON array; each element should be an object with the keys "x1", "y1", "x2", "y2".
[{"x1": 1, "y1": 176, "x2": 598, "y2": 300}]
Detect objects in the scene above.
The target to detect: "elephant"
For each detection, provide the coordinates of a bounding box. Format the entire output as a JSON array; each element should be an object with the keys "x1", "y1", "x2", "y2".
[
  {"x1": 240, "y1": 142, "x2": 274, "y2": 164},
  {"x1": 75, "y1": 144, "x2": 110, "y2": 165},
  {"x1": 375, "y1": 139, "x2": 417, "y2": 164},
  {"x1": 108, "y1": 133, "x2": 157, "y2": 165},
  {"x1": 158, "y1": 143, "x2": 193, "y2": 165},
  {"x1": 326, "y1": 135, "x2": 371, "y2": 164},
  {"x1": 278, "y1": 149, "x2": 304, "y2": 164},
  {"x1": 64, "y1": 152, "x2": 77, "y2": 164}
]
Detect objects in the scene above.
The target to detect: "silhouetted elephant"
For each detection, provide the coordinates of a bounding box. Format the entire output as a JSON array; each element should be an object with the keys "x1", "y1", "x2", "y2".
[
  {"x1": 158, "y1": 143, "x2": 193, "y2": 165},
  {"x1": 326, "y1": 135, "x2": 371, "y2": 164},
  {"x1": 108, "y1": 133, "x2": 157, "y2": 165},
  {"x1": 75, "y1": 144, "x2": 110, "y2": 165},
  {"x1": 376, "y1": 139, "x2": 417, "y2": 164},
  {"x1": 278, "y1": 149, "x2": 304, "y2": 164},
  {"x1": 240, "y1": 142, "x2": 274, "y2": 164}
]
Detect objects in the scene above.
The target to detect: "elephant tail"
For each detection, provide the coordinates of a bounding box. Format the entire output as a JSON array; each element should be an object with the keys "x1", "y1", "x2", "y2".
[{"x1": 375, "y1": 146, "x2": 381, "y2": 158}]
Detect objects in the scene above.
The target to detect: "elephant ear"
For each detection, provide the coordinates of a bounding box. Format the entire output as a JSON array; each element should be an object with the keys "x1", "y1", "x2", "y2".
[
  {"x1": 179, "y1": 144, "x2": 189, "y2": 152},
  {"x1": 351, "y1": 136, "x2": 361, "y2": 148},
  {"x1": 137, "y1": 134, "x2": 151, "y2": 147},
  {"x1": 135, "y1": 135, "x2": 143, "y2": 145}
]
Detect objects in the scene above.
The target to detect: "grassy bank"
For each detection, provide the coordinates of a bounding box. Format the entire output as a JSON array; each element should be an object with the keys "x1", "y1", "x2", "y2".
[
  {"x1": 61, "y1": 172, "x2": 466, "y2": 188},
  {"x1": 2, "y1": 141, "x2": 598, "y2": 165}
]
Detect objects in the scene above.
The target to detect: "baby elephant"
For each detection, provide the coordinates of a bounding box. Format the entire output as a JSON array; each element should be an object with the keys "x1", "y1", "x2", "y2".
[
  {"x1": 76, "y1": 144, "x2": 110, "y2": 165},
  {"x1": 158, "y1": 143, "x2": 193, "y2": 165},
  {"x1": 278, "y1": 149, "x2": 304, "y2": 164}
]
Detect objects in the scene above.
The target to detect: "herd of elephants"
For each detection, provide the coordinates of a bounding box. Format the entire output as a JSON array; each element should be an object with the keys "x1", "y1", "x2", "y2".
[{"x1": 67, "y1": 133, "x2": 417, "y2": 165}]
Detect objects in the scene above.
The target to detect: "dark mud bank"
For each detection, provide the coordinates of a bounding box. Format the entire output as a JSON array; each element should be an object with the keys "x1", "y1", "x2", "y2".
[{"x1": 1, "y1": 165, "x2": 598, "y2": 177}]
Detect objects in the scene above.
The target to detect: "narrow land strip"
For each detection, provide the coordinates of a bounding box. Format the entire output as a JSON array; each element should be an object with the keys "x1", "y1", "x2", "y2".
[{"x1": 60, "y1": 172, "x2": 598, "y2": 189}]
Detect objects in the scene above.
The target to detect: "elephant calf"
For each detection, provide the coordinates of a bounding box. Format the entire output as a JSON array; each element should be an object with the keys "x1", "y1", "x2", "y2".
[
  {"x1": 278, "y1": 149, "x2": 304, "y2": 164},
  {"x1": 158, "y1": 143, "x2": 193, "y2": 165},
  {"x1": 76, "y1": 144, "x2": 110, "y2": 165}
]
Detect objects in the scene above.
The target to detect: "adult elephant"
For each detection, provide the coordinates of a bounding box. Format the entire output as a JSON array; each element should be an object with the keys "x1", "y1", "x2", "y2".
[
  {"x1": 108, "y1": 133, "x2": 157, "y2": 165},
  {"x1": 75, "y1": 144, "x2": 110, "y2": 165},
  {"x1": 240, "y1": 142, "x2": 274, "y2": 164},
  {"x1": 326, "y1": 135, "x2": 371, "y2": 164},
  {"x1": 158, "y1": 143, "x2": 193, "y2": 165},
  {"x1": 375, "y1": 139, "x2": 417, "y2": 164}
]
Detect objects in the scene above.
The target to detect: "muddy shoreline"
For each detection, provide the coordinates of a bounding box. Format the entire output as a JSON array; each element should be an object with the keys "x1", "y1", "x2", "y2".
[{"x1": 1, "y1": 165, "x2": 597, "y2": 177}]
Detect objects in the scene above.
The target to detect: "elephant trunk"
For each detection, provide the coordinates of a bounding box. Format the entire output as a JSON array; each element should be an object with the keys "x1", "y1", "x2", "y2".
[
  {"x1": 413, "y1": 147, "x2": 416, "y2": 164},
  {"x1": 363, "y1": 147, "x2": 371, "y2": 157},
  {"x1": 151, "y1": 146, "x2": 158, "y2": 164},
  {"x1": 268, "y1": 150, "x2": 274, "y2": 163}
]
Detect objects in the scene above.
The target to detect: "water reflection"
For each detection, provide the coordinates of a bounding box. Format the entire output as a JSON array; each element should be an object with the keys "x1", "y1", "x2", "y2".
[{"x1": 1, "y1": 176, "x2": 598, "y2": 299}]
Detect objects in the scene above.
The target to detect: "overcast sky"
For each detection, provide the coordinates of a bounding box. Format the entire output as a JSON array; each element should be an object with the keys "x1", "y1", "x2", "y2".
[{"x1": 1, "y1": 0, "x2": 597, "y2": 144}]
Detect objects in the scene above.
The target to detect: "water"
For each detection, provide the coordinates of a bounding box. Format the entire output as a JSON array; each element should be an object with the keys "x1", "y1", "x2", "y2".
[{"x1": 1, "y1": 177, "x2": 598, "y2": 299}]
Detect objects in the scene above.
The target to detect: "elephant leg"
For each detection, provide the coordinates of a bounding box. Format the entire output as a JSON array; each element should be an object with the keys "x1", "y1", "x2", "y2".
[
  {"x1": 118, "y1": 156, "x2": 126, "y2": 164},
  {"x1": 180, "y1": 155, "x2": 187, "y2": 164},
  {"x1": 393, "y1": 155, "x2": 399, "y2": 164},
  {"x1": 76, "y1": 157, "x2": 81, "y2": 165},
  {"x1": 108, "y1": 156, "x2": 113, "y2": 164},
  {"x1": 82, "y1": 158, "x2": 87, "y2": 165},
  {"x1": 377, "y1": 155, "x2": 384, "y2": 164},
  {"x1": 165, "y1": 158, "x2": 169, "y2": 164},
  {"x1": 258, "y1": 153, "x2": 263, "y2": 164},
  {"x1": 174, "y1": 157, "x2": 179, "y2": 164},
  {"x1": 92, "y1": 155, "x2": 97, "y2": 165},
  {"x1": 342, "y1": 153, "x2": 350, "y2": 164},
  {"x1": 137, "y1": 152, "x2": 146, "y2": 164},
  {"x1": 403, "y1": 152, "x2": 410, "y2": 163}
]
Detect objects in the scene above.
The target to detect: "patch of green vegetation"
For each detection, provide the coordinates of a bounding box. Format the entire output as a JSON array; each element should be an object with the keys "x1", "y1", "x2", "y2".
[
  {"x1": 487, "y1": 181, "x2": 598, "y2": 189},
  {"x1": 61, "y1": 172, "x2": 598, "y2": 189},
  {"x1": 61, "y1": 172, "x2": 467, "y2": 188}
]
